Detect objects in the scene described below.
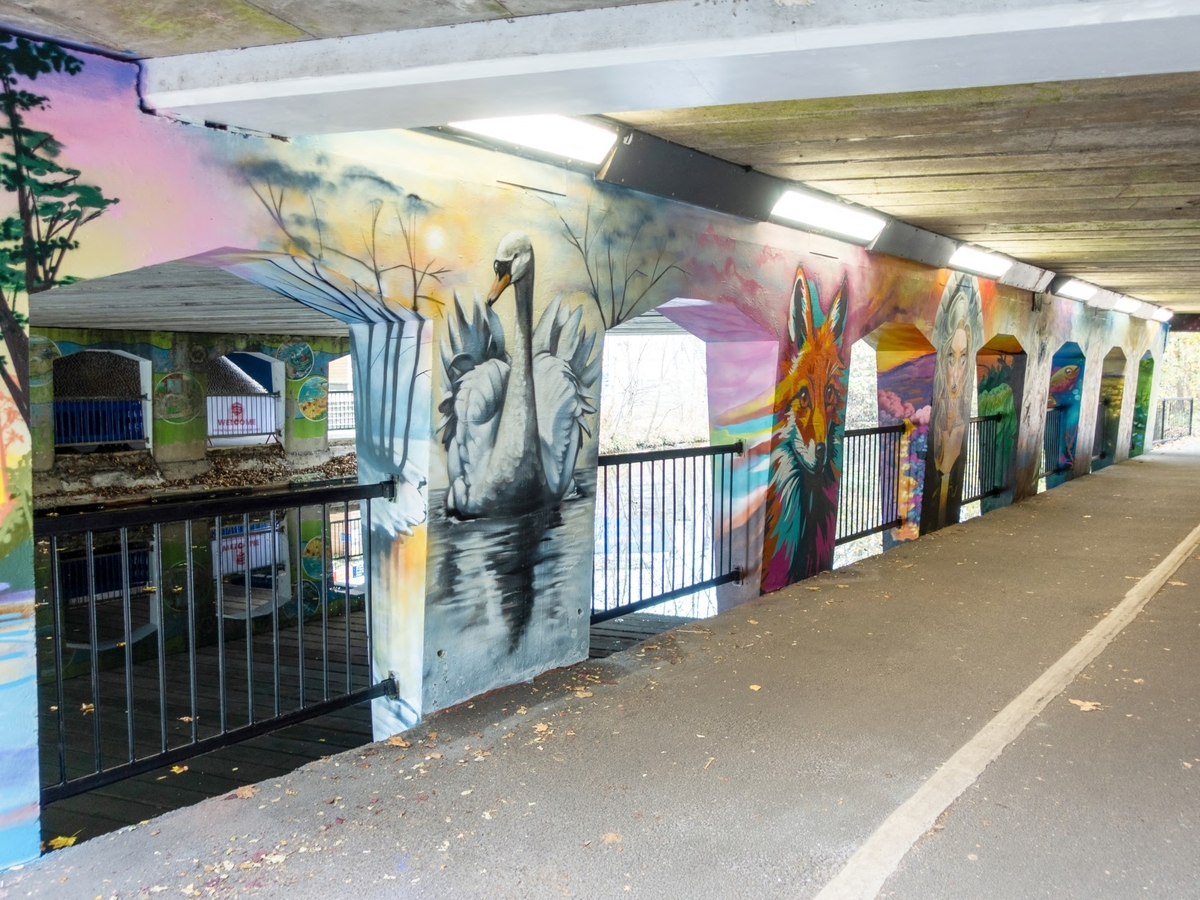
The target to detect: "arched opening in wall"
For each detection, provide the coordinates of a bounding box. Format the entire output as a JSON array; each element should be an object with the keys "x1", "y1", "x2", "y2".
[
  {"x1": 1130, "y1": 351, "x2": 1155, "y2": 457},
  {"x1": 327, "y1": 353, "x2": 355, "y2": 439},
  {"x1": 52, "y1": 350, "x2": 151, "y2": 452},
  {"x1": 1042, "y1": 341, "x2": 1086, "y2": 490},
  {"x1": 206, "y1": 351, "x2": 284, "y2": 447},
  {"x1": 596, "y1": 313, "x2": 714, "y2": 620},
  {"x1": 1093, "y1": 347, "x2": 1127, "y2": 470},
  {"x1": 835, "y1": 323, "x2": 935, "y2": 565},
  {"x1": 960, "y1": 335, "x2": 1026, "y2": 521}
]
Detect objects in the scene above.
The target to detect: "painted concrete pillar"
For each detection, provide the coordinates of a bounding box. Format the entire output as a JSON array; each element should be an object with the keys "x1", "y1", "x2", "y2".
[{"x1": 348, "y1": 319, "x2": 431, "y2": 739}]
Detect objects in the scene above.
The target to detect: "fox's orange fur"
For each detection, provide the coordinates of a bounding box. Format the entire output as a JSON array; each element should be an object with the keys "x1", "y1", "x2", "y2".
[{"x1": 762, "y1": 267, "x2": 847, "y2": 591}]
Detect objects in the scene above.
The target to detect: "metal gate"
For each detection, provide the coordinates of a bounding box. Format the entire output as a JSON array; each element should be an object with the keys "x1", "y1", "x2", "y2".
[
  {"x1": 591, "y1": 443, "x2": 742, "y2": 623},
  {"x1": 36, "y1": 481, "x2": 396, "y2": 804}
]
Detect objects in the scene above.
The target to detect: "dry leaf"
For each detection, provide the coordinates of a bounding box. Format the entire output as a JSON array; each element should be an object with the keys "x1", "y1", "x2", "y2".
[
  {"x1": 533, "y1": 723, "x2": 550, "y2": 733},
  {"x1": 387, "y1": 735, "x2": 411, "y2": 748},
  {"x1": 1068, "y1": 698, "x2": 1102, "y2": 712},
  {"x1": 170, "y1": 765, "x2": 188, "y2": 774},
  {"x1": 178, "y1": 716, "x2": 193, "y2": 723},
  {"x1": 517, "y1": 706, "x2": 529, "y2": 715},
  {"x1": 575, "y1": 690, "x2": 593, "y2": 699},
  {"x1": 749, "y1": 685, "x2": 762, "y2": 691},
  {"x1": 747, "y1": 620, "x2": 758, "y2": 625},
  {"x1": 46, "y1": 834, "x2": 76, "y2": 850},
  {"x1": 263, "y1": 852, "x2": 287, "y2": 864},
  {"x1": 1169, "y1": 581, "x2": 1188, "y2": 586},
  {"x1": 1133, "y1": 678, "x2": 1145, "y2": 684},
  {"x1": 602, "y1": 832, "x2": 622, "y2": 845},
  {"x1": 427, "y1": 752, "x2": 442, "y2": 760},
  {"x1": 80, "y1": 703, "x2": 94, "y2": 714},
  {"x1": 232, "y1": 785, "x2": 258, "y2": 799},
  {"x1": 806, "y1": 586, "x2": 821, "y2": 592}
]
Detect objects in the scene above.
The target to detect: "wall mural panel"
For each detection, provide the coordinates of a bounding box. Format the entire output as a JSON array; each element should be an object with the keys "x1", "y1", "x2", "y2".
[{"x1": 0, "y1": 36, "x2": 1171, "y2": 862}]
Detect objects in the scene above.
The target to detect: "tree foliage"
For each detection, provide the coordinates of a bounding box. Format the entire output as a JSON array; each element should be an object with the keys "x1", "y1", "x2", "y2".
[{"x1": 0, "y1": 32, "x2": 118, "y2": 426}]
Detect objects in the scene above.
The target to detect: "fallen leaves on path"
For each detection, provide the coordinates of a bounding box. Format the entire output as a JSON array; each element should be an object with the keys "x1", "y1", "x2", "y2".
[
  {"x1": 1068, "y1": 699, "x2": 1102, "y2": 712},
  {"x1": 45, "y1": 834, "x2": 76, "y2": 849},
  {"x1": 229, "y1": 785, "x2": 258, "y2": 799},
  {"x1": 602, "y1": 832, "x2": 622, "y2": 845},
  {"x1": 387, "y1": 735, "x2": 411, "y2": 748},
  {"x1": 749, "y1": 685, "x2": 762, "y2": 691}
]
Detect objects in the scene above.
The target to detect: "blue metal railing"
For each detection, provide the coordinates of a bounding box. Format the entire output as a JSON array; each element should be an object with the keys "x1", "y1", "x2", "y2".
[{"x1": 54, "y1": 399, "x2": 146, "y2": 447}]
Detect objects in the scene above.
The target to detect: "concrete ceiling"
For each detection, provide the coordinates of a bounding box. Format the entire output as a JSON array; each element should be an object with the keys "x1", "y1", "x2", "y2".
[
  {"x1": 6, "y1": 0, "x2": 1200, "y2": 312},
  {"x1": 0, "y1": 0, "x2": 660, "y2": 58},
  {"x1": 31, "y1": 261, "x2": 349, "y2": 337},
  {"x1": 616, "y1": 72, "x2": 1200, "y2": 312}
]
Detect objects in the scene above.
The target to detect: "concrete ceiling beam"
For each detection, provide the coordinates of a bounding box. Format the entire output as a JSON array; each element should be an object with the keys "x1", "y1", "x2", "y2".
[{"x1": 142, "y1": 0, "x2": 1200, "y2": 135}]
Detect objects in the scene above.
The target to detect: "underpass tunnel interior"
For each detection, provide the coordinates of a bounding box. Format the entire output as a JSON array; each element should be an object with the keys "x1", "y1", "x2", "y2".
[
  {"x1": 0, "y1": 29, "x2": 1180, "y2": 867},
  {"x1": 1131, "y1": 351, "x2": 1155, "y2": 456},
  {"x1": 862, "y1": 321, "x2": 935, "y2": 551},
  {"x1": 50, "y1": 350, "x2": 152, "y2": 453},
  {"x1": 1094, "y1": 347, "x2": 1128, "y2": 470},
  {"x1": 205, "y1": 351, "x2": 284, "y2": 447},
  {"x1": 974, "y1": 335, "x2": 1026, "y2": 515},
  {"x1": 1045, "y1": 341, "x2": 1087, "y2": 489}
]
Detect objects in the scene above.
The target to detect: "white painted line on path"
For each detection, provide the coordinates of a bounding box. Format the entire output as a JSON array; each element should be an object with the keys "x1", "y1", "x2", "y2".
[{"x1": 813, "y1": 518, "x2": 1200, "y2": 900}]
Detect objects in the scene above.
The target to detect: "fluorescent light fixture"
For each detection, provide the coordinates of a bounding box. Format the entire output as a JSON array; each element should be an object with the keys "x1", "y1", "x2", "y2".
[
  {"x1": 448, "y1": 115, "x2": 617, "y2": 164},
  {"x1": 1056, "y1": 279, "x2": 1097, "y2": 302},
  {"x1": 1113, "y1": 296, "x2": 1141, "y2": 314},
  {"x1": 948, "y1": 245, "x2": 1013, "y2": 279},
  {"x1": 1152, "y1": 307, "x2": 1174, "y2": 322},
  {"x1": 770, "y1": 190, "x2": 887, "y2": 242}
]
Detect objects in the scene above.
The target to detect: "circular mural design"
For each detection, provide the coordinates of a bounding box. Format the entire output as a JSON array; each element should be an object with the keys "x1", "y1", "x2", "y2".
[
  {"x1": 274, "y1": 342, "x2": 314, "y2": 380},
  {"x1": 297, "y1": 376, "x2": 328, "y2": 421},
  {"x1": 28, "y1": 335, "x2": 61, "y2": 387},
  {"x1": 301, "y1": 536, "x2": 327, "y2": 580},
  {"x1": 154, "y1": 371, "x2": 204, "y2": 425}
]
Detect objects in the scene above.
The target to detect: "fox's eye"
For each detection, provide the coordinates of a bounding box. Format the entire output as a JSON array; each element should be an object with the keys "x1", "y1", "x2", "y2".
[
  {"x1": 825, "y1": 384, "x2": 835, "y2": 407},
  {"x1": 798, "y1": 387, "x2": 810, "y2": 407}
]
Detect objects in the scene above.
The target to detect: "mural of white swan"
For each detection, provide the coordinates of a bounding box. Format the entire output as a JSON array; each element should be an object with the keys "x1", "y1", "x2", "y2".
[{"x1": 439, "y1": 232, "x2": 599, "y2": 518}]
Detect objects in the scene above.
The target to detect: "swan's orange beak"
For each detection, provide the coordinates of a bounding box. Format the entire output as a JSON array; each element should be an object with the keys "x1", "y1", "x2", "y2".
[{"x1": 486, "y1": 271, "x2": 511, "y2": 306}]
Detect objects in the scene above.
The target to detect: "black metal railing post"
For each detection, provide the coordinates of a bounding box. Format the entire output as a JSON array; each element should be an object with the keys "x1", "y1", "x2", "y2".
[
  {"x1": 836, "y1": 424, "x2": 905, "y2": 544},
  {"x1": 591, "y1": 442, "x2": 742, "y2": 623}
]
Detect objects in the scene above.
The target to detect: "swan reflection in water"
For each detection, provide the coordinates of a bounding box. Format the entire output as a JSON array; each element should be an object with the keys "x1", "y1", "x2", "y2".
[{"x1": 426, "y1": 470, "x2": 593, "y2": 683}]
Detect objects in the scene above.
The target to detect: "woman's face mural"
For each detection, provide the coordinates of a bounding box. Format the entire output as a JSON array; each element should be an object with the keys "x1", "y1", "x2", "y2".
[{"x1": 922, "y1": 275, "x2": 983, "y2": 532}]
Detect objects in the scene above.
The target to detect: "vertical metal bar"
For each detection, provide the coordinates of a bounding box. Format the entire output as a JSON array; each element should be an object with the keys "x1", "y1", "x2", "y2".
[
  {"x1": 343, "y1": 500, "x2": 352, "y2": 694},
  {"x1": 184, "y1": 519, "x2": 198, "y2": 745},
  {"x1": 321, "y1": 503, "x2": 330, "y2": 702},
  {"x1": 119, "y1": 527, "x2": 135, "y2": 764},
  {"x1": 49, "y1": 536, "x2": 68, "y2": 786},
  {"x1": 84, "y1": 531, "x2": 102, "y2": 775},
  {"x1": 214, "y1": 516, "x2": 227, "y2": 735},
  {"x1": 243, "y1": 512, "x2": 254, "y2": 724},
  {"x1": 364, "y1": 498, "x2": 374, "y2": 686},
  {"x1": 270, "y1": 509, "x2": 281, "y2": 717},
  {"x1": 297, "y1": 506, "x2": 306, "y2": 708},
  {"x1": 637, "y1": 460, "x2": 644, "y2": 604},
  {"x1": 602, "y1": 465, "x2": 608, "y2": 613},
  {"x1": 153, "y1": 523, "x2": 167, "y2": 753}
]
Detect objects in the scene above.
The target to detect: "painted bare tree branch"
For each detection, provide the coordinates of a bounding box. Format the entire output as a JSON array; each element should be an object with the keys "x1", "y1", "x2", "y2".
[{"x1": 558, "y1": 200, "x2": 682, "y2": 329}]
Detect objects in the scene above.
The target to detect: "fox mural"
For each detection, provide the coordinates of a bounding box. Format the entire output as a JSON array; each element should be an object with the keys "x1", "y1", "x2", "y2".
[{"x1": 762, "y1": 266, "x2": 847, "y2": 592}]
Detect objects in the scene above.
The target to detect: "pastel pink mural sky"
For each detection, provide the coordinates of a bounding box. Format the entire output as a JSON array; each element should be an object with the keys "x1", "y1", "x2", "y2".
[{"x1": 17, "y1": 51, "x2": 252, "y2": 281}]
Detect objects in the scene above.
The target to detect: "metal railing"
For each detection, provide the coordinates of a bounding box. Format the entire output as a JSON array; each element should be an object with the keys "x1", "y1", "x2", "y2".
[
  {"x1": 592, "y1": 442, "x2": 742, "y2": 623},
  {"x1": 1154, "y1": 397, "x2": 1194, "y2": 443},
  {"x1": 54, "y1": 398, "x2": 146, "y2": 447},
  {"x1": 36, "y1": 480, "x2": 396, "y2": 804},
  {"x1": 836, "y1": 424, "x2": 904, "y2": 544},
  {"x1": 206, "y1": 393, "x2": 280, "y2": 438},
  {"x1": 1043, "y1": 407, "x2": 1069, "y2": 476},
  {"x1": 962, "y1": 414, "x2": 1006, "y2": 504},
  {"x1": 328, "y1": 390, "x2": 355, "y2": 431}
]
